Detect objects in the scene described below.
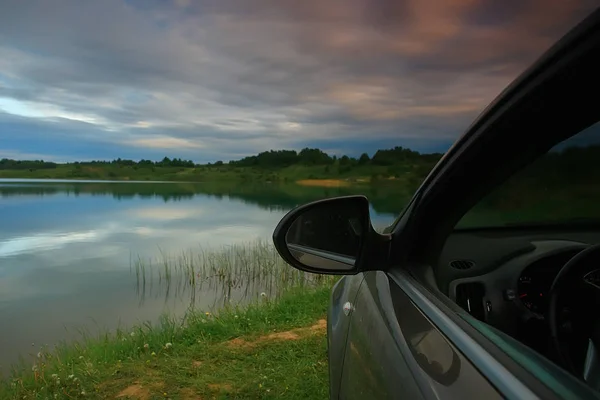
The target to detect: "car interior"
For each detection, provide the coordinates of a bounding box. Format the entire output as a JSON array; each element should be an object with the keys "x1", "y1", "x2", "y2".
[{"x1": 437, "y1": 120, "x2": 600, "y2": 388}]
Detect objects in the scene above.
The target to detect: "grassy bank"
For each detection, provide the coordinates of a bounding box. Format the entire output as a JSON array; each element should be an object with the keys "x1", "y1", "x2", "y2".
[
  {"x1": 0, "y1": 160, "x2": 433, "y2": 188},
  {"x1": 0, "y1": 146, "x2": 441, "y2": 185},
  {"x1": 0, "y1": 284, "x2": 335, "y2": 399},
  {"x1": 1, "y1": 240, "x2": 337, "y2": 399}
]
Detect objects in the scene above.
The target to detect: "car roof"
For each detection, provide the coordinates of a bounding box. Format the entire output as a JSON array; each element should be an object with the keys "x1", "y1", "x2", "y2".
[{"x1": 390, "y1": 7, "x2": 600, "y2": 266}]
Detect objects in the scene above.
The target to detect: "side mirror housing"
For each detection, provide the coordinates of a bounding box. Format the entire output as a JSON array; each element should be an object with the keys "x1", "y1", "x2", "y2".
[{"x1": 272, "y1": 195, "x2": 391, "y2": 275}]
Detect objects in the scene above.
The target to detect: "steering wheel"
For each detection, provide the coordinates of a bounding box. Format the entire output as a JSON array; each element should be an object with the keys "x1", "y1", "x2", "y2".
[{"x1": 548, "y1": 244, "x2": 600, "y2": 390}]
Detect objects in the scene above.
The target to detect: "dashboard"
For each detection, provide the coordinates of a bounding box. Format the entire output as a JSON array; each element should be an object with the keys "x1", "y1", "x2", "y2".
[
  {"x1": 448, "y1": 241, "x2": 586, "y2": 321},
  {"x1": 517, "y1": 270, "x2": 553, "y2": 315},
  {"x1": 516, "y1": 252, "x2": 572, "y2": 316},
  {"x1": 583, "y1": 268, "x2": 600, "y2": 289},
  {"x1": 518, "y1": 256, "x2": 600, "y2": 315},
  {"x1": 440, "y1": 230, "x2": 600, "y2": 361},
  {"x1": 440, "y1": 230, "x2": 600, "y2": 340}
]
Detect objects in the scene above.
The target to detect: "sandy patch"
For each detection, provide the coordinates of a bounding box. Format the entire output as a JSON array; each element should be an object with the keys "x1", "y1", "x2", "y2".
[
  {"x1": 266, "y1": 331, "x2": 300, "y2": 340},
  {"x1": 180, "y1": 387, "x2": 203, "y2": 399},
  {"x1": 207, "y1": 383, "x2": 233, "y2": 392},
  {"x1": 310, "y1": 319, "x2": 327, "y2": 331},
  {"x1": 116, "y1": 384, "x2": 150, "y2": 399},
  {"x1": 227, "y1": 319, "x2": 327, "y2": 349},
  {"x1": 296, "y1": 179, "x2": 350, "y2": 187}
]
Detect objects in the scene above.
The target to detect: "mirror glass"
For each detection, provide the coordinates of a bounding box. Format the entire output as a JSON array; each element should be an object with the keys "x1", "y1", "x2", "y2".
[{"x1": 285, "y1": 200, "x2": 366, "y2": 271}]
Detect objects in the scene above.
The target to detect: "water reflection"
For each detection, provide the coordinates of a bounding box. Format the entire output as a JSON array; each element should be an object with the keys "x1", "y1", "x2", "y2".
[
  {"x1": 0, "y1": 180, "x2": 412, "y2": 214},
  {"x1": 0, "y1": 180, "x2": 401, "y2": 371}
]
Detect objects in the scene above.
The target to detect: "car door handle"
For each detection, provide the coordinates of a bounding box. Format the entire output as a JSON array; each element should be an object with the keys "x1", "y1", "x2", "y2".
[{"x1": 343, "y1": 301, "x2": 355, "y2": 316}]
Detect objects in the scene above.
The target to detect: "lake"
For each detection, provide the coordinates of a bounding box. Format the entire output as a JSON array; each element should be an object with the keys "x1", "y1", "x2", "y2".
[{"x1": 0, "y1": 179, "x2": 407, "y2": 372}]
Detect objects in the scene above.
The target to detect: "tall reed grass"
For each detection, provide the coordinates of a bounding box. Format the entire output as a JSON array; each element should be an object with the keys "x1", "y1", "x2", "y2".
[{"x1": 132, "y1": 238, "x2": 334, "y2": 310}]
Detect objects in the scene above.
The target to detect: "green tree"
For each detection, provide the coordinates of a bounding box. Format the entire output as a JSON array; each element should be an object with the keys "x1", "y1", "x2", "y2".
[
  {"x1": 358, "y1": 153, "x2": 370, "y2": 165},
  {"x1": 298, "y1": 148, "x2": 333, "y2": 165}
]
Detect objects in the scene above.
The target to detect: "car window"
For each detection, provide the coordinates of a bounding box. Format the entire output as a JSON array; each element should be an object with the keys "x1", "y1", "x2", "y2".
[{"x1": 457, "y1": 120, "x2": 600, "y2": 229}]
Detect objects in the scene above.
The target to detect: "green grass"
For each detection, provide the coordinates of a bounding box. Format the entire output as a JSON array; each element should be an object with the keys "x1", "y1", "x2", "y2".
[
  {"x1": 0, "y1": 241, "x2": 337, "y2": 399},
  {"x1": 0, "y1": 161, "x2": 432, "y2": 186},
  {"x1": 0, "y1": 285, "x2": 335, "y2": 399}
]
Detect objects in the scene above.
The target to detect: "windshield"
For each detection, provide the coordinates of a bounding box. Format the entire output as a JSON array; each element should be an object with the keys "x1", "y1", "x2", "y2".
[{"x1": 457, "y1": 120, "x2": 600, "y2": 229}]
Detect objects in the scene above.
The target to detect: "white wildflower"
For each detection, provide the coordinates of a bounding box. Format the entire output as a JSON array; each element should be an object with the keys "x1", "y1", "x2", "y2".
[
  {"x1": 31, "y1": 365, "x2": 38, "y2": 372},
  {"x1": 260, "y1": 292, "x2": 267, "y2": 298},
  {"x1": 130, "y1": 331, "x2": 135, "y2": 337},
  {"x1": 68, "y1": 374, "x2": 74, "y2": 380},
  {"x1": 143, "y1": 343, "x2": 149, "y2": 350},
  {"x1": 165, "y1": 342, "x2": 172, "y2": 349}
]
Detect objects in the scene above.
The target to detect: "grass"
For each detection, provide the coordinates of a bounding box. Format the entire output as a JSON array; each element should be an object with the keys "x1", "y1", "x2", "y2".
[
  {"x1": 0, "y1": 287, "x2": 334, "y2": 399},
  {"x1": 0, "y1": 161, "x2": 431, "y2": 187},
  {"x1": 0, "y1": 241, "x2": 338, "y2": 399}
]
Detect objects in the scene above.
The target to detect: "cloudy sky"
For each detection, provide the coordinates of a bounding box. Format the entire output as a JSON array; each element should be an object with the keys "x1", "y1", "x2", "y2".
[{"x1": 0, "y1": 1, "x2": 597, "y2": 163}]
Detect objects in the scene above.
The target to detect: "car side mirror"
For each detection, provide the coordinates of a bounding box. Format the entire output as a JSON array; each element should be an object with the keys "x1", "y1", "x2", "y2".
[{"x1": 272, "y1": 195, "x2": 391, "y2": 275}]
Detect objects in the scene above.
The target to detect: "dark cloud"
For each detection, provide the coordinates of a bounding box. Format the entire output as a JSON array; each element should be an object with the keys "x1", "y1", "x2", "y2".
[{"x1": 0, "y1": 0, "x2": 597, "y2": 161}]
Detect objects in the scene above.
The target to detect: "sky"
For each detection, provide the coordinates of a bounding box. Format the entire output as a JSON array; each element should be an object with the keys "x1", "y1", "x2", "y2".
[{"x1": 0, "y1": 1, "x2": 597, "y2": 163}]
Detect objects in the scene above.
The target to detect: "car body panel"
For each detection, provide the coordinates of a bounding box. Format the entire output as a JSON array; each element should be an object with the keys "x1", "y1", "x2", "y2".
[
  {"x1": 338, "y1": 271, "x2": 503, "y2": 399},
  {"x1": 328, "y1": 273, "x2": 365, "y2": 399}
]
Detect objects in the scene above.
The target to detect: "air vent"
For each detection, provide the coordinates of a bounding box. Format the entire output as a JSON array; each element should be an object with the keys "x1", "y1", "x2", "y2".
[
  {"x1": 449, "y1": 259, "x2": 475, "y2": 270},
  {"x1": 455, "y1": 282, "x2": 486, "y2": 321}
]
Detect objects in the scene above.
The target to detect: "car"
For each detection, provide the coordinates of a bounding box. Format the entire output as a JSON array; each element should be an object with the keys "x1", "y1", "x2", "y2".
[{"x1": 272, "y1": 7, "x2": 600, "y2": 400}]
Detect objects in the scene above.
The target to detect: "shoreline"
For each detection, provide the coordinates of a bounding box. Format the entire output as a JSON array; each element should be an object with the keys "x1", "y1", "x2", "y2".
[
  {"x1": 0, "y1": 284, "x2": 334, "y2": 399},
  {"x1": 0, "y1": 176, "x2": 376, "y2": 188}
]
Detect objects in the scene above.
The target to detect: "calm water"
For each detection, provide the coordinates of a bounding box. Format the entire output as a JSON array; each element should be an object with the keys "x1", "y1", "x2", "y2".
[{"x1": 0, "y1": 179, "x2": 405, "y2": 371}]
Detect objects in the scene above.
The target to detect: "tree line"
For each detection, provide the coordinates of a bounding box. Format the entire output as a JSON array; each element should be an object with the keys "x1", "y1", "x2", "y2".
[
  {"x1": 0, "y1": 157, "x2": 196, "y2": 170},
  {"x1": 229, "y1": 146, "x2": 444, "y2": 168},
  {"x1": 0, "y1": 159, "x2": 58, "y2": 170},
  {"x1": 0, "y1": 146, "x2": 444, "y2": 170}
]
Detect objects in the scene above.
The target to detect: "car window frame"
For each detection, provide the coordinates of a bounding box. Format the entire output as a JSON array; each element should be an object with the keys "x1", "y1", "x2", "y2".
[{"x1": 389, "y1": 268, "x2": 600, "y2": 399}]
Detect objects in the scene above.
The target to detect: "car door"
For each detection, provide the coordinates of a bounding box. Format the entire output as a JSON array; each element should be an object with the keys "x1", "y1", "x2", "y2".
[
  {"x1": 327, "y1": 273, "x2": 365, "y2": 399},
  {"x1": 338, "y1": 270, "x2": 502, "y2": 399}
]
